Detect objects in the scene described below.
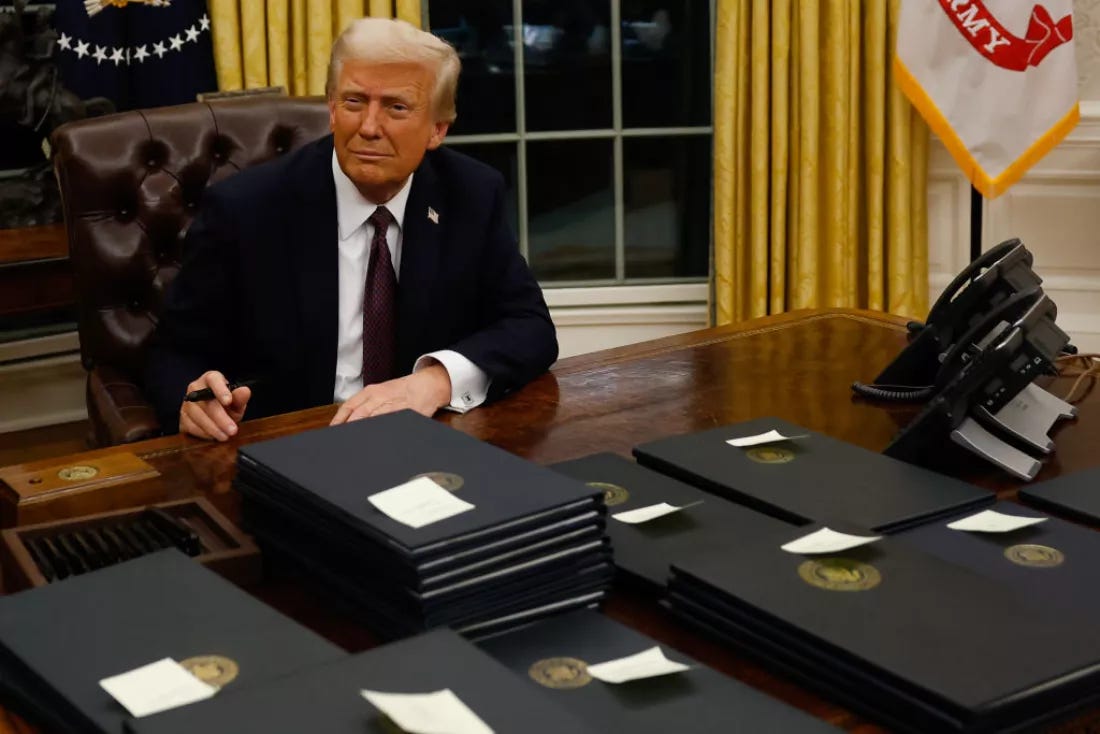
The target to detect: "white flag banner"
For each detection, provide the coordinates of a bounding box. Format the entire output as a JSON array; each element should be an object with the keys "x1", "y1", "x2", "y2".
[{"x1": 896, "y1": 1, "x2": 1078, "y2": 198}]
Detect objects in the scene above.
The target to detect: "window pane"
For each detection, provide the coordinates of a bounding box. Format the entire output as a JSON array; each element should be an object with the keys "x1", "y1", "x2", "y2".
[
  {"x1": 623, "y1": 136, "x2": 710, "y2": 278},
  {"x1": 429, "y1": 0, "x2": 517, "y2": 135},
  {"x1": 527, "y1": 139, "x2": 615, "y2": 281},
  {"x1": 522, "y1": 0, "x2": 613, "y2": 131},
  {"x1": 444, "y1": 142, "x2": 519, "y2": 236},
  {"x1": 621, "y1": 0, "x2": 711, "y2": 128}
]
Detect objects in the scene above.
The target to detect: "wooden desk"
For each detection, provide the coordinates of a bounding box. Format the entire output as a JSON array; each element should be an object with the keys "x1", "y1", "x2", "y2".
[
  {"x1": 1, "y1": 309, "x2": 1098, "y2": 732},
  {"x1": 0, "y1": 224, "x2": 73, "y2": 319}
]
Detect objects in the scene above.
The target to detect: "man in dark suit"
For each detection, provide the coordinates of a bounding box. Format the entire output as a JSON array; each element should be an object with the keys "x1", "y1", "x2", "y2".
[{"x1": 145, "y1": 18, "x2": 557, "y2": 440}]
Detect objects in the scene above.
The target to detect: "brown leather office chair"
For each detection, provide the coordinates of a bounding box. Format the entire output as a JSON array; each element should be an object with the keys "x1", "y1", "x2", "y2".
[{"x1": 52, "y1": 96, "x2": 330, "y2": 447}]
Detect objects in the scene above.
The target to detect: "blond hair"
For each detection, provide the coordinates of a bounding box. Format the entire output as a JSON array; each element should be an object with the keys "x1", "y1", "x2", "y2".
[{"x1": 326, "y1": 18, "x2": 460, "y2": 123}]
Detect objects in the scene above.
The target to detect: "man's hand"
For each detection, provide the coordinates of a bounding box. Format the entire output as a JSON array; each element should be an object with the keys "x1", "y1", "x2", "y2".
[
  {"x1": 179, "y1": 371, "x2": 251, "y2": 441},
  {"x1": 330, "y1": 364, "x2": 451, "y2": 425}
]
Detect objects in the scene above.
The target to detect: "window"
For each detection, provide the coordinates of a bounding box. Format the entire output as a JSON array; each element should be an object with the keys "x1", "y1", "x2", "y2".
[{"x1": 428, "y1": 0, "x2": 712, "y2": 286}]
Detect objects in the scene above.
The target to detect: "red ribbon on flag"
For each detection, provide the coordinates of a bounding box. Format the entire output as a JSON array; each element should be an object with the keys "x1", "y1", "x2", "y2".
[{"x1": 938, "y1": 1, "x2": 1072, "y2": 72}]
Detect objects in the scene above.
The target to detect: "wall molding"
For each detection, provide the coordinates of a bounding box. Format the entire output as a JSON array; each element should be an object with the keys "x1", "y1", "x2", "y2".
[
  {"x1": 0, "y1": 351, "x2": 86, "y2": 434},
  {"x1": 551, "y1": 302, "x2": 708, "y2": 359},
  {"x1": 544, "y1": 282, "x2": 708, "y2": 308}
]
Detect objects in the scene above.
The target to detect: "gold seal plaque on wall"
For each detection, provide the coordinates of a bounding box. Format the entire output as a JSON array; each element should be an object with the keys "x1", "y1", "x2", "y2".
[
  {"x1": 798, "y1": 557, "x2": 882, "y2": 592},
  {"x1": 179, "y1": 655, "x2": 240, "y2": 688},
  {"x1": 528, "y1": 657, "x2": 592, "y2": 689},
  {"x1": 1004, "y1": 544, "x2": 1064, "y2": 568},
  {"x1": 57, "y1": 465, "x2": 99, "y2": 481},
  {"x1": 410, "y1": 472, "x2": 465, "y2": 492},
  {"x1": 745, "y1": 446, "x2": 795, "y2": 464},
  {"x1": 587, "y1": 481, "x2": 629, "y2": 506}
]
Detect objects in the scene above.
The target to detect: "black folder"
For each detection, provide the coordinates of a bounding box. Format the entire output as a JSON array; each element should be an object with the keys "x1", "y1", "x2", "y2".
[
  {"x1": 0, "y1": 549, "x2": 345, "y2": 734},
  {"x1": 127, "y1": 628, "x2": 597, "y2": 734},
  {"x1": 237, "y1": 411, "x2": 602, "y2": 558},
  {"x1": 669, "y1": 530, "x2": 1100, "y2": 733},
  {"x1": 549, "y1": 452, "x2": 795, "y2": 589},
  {"x1": 1019, "y1": 466, "x2": 1100, "y2": 525},
  {"x1": 895, "y1": 501, "x2": 1100, "y2": 614},
  {"x1": 633, "y1": 416, "x2": 992, "y2": 532},
  {"x1": 477, "y1": 610, "x2": 838, "y2": 733}
]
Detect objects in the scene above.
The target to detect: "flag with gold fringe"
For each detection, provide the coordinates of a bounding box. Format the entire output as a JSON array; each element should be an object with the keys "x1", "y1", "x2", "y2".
[{"x1": 896, "y1": 1, "x2": 1079, "y2": 198}]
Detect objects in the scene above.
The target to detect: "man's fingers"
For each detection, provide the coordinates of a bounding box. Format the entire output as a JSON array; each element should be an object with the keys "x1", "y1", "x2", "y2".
[
  {"x1": 183, "y1": 403, "x2": 232, "y2": 441},
  {"x1": 204, "y1": 371, "x2": 234, "y2": 405},
  {"x1": 347, "y1": 396, "x2": 382, "y2": 422},
  {"x1": 347, "y1": 406, "x2": 373, "y2": 421},
  {"x1": 180, "y1": 408, "x2": 221, "y2": 441},
  {"x1": 350, "y1": 397, "x2": 404, "y2": 422},
  {"x1": 331, "y1": 388, "x2": 376, "y2": 425},
  {"x1": 330, "y1": 403, "x2": 351, "y2": 425},
  {"x1": 179, "y1": 412, "x2": 205, "y2": 440},
  {"x1": 228, "y1": 387, "x2": 251, "y2": 421}
]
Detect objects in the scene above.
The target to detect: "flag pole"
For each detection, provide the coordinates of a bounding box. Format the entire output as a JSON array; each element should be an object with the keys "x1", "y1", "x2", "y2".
[{"x1": 969, "y1": 185, "x2": 983, "y2": 262}]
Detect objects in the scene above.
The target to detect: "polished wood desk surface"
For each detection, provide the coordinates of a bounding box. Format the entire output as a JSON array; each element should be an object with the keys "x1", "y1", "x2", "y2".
[{"x1": 2, "y1": 308, "x2": 1098, "y2": 733}]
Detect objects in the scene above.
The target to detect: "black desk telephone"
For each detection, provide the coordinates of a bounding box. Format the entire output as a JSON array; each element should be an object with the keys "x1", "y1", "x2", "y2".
[{"x1": 854, "y1": 239, "x2": 1076, "y2": 480}]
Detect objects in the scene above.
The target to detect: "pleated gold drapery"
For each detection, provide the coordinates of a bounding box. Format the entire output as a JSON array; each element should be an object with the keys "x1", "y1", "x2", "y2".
[
  {"x1": 713, "y1": 0, "x2": 929, "y2": 325},
  {"x1": 208, "y1": 0, "x2": 423, "y2": 97}
]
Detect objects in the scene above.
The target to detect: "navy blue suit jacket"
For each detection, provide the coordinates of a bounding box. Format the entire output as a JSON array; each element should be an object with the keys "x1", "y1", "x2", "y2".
[{"x1": 145, "y1": 135, "x2": 557, "y2": 431}]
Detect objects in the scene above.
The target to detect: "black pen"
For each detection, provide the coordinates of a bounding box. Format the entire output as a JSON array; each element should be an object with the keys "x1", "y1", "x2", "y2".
[{"x1": 184, "y1": 379, "x2": 258, "y2": 403}]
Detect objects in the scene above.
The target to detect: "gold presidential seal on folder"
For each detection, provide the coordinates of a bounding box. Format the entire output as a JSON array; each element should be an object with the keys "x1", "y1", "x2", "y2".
[
  {"x1": 798, "y1": 557, "x2": 882, "y2": 591},
  {"x1": 410, "y1": 472, "x2": 465, "y2": 492},
  {"x1": 745, "y1": 446, "x2": 795, "y2": 464},
  {"x1": 1004, "y1": 543, "x2": 1064, "y2": 568},
  {"x1": 179, "y1": 655, "x2": 240, "y2": 688},
  {"x1": 587, "y1": 482, "x2": 629, "y2": 506},
  {"x1": 529, "y1": 657, "x2": 592, "y2": 689},
  {"x1": 57, "y1": 465, "x2": 99, "y2": 481}
]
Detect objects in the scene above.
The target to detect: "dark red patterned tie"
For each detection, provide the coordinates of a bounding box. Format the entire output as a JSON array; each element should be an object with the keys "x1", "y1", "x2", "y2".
[{"x1": 361, "y1": 206, "x2": 397, "y2": 385}]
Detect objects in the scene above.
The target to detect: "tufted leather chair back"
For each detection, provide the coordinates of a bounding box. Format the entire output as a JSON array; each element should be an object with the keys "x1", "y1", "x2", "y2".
[{"x1": 52, "y1": 96, "x2": 331, "y2": 446}]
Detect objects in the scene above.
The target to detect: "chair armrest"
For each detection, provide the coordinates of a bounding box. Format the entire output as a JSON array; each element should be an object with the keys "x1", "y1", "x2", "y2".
[{"x1": 86, "y1": 366, "x2": 162, "y2": 446}]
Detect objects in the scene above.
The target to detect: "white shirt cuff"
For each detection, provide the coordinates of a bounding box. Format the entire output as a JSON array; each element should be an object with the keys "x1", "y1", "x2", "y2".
[{"x1": 414, "y1": 350, "x2": 491, "y2": 413}]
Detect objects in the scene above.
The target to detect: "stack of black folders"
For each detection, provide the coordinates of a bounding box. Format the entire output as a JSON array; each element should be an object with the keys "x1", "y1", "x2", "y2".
[
  {"x1": 666, "y1": 518, "x2": 1100, "y2": 733},
  {"x1": 549, "y1": 452, "x2": 799, "y2": 590},
  {"x1": 1019, "y1": 465, "x2": 1100, "y2": 526},
  {"x1": 477, "y1": 609, "x2": 839, "y2": 733},
  {"x1": 633, "y1": 416, "x2": 994, "y2": 532},
  {"x1": 128, "y1": 627, "x2": 598, "y2": 734},
  {"x1": 0, "y1": 549, "x2": 345, "y2": 734},
  {"x1": 235, "y1": 410, "x2": 612, "y2": 639}
]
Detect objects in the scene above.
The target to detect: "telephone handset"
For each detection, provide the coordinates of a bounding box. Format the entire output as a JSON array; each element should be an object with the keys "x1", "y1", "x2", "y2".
[
  {"x1": 931, "y1": 288, "x2": 1061, "y2": 407},
  {"x1": 858, "y1": 238, "x2": 1044, "y2": 398},
  {"x1": 883, "y1": 289, "x2": 1073, "y2": 479},
  {"x1": 922, "y1": 238, "x2": 1038, "y2": 344}
]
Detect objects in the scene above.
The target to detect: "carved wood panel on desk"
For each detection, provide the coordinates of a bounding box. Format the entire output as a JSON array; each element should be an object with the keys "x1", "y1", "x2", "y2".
[{"x1": 0, "y1": 308, "x2": 1097, "y2": 733}]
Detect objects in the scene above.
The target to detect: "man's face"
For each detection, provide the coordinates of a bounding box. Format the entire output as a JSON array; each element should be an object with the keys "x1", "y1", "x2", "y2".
[{"x1": 328, "y1": 59, "x2": 450, "y2": 202}]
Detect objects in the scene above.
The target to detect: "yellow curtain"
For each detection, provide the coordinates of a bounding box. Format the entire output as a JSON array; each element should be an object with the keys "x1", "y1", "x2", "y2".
[
  {"x1": 713, "y1": 0, "x2": 929, "y2": 325},
  {"x1": 208, "y1": 0, "x2": 423, "y2": 96}
]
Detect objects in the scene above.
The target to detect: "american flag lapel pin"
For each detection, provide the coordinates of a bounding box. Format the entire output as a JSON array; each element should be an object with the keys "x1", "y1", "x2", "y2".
[{"x1": 427, "y1": 207, "x2": 439, "y2": 224}]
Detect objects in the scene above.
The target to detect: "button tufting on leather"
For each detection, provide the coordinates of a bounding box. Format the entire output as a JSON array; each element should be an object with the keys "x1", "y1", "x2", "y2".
[{"x1": 53, "y1": 97, "x2": 331, "y2": 444}]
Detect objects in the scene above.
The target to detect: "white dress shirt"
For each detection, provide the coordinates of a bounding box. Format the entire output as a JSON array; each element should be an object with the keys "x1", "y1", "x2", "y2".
[{"x1": 332, "y1": 152, "x2": 490, "y2": 412}]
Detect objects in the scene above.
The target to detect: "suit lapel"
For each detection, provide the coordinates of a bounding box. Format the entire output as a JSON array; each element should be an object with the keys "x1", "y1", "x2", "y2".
[
  {"x1": 397, "y1": 153, "x2": 443, "y2": 371},
  {"x1": 290, "y1": 136, "x2": 339, "y2": 406}
]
